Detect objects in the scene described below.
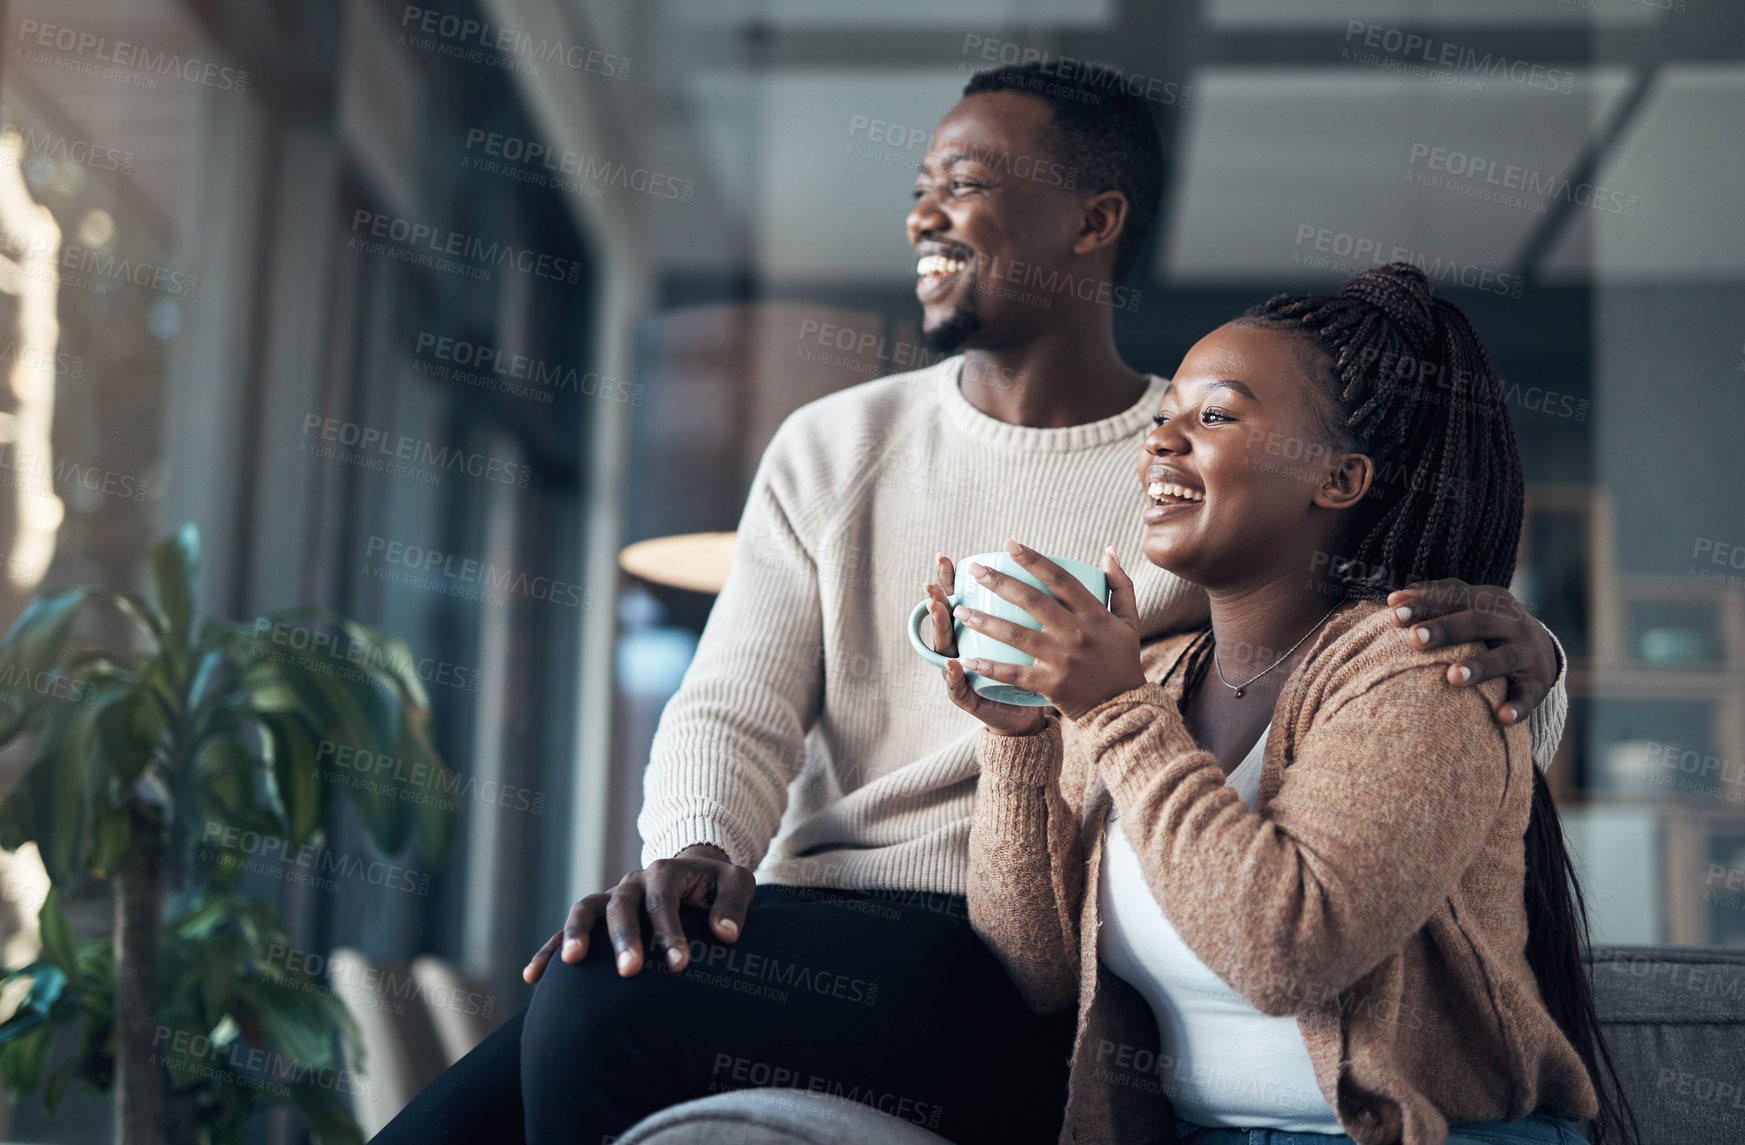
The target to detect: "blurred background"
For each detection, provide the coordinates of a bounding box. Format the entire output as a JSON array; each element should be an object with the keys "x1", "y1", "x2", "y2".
[{"x1": 0, "y1": 0, "x2": 1739, "y2": 1139}]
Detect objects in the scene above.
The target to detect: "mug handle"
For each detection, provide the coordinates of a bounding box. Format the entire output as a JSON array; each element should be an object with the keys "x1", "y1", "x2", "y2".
[{"x1": 908, "y1": 592, "x2": 962, "y2": 669}]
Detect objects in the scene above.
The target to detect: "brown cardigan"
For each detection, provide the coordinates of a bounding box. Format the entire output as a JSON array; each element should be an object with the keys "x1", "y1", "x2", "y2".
[{"x1": 966, "y1": 600, "x2": 1597, "y2": 1145}]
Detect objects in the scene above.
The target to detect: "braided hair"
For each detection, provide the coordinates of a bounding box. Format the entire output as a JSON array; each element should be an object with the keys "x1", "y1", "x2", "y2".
[
  {"x1": 1239, "y1": 261, "x2": 1522, "y2": 595},
  {"x1": 1238, "y1": 263, "x2": 1636, "y2": 1145}
]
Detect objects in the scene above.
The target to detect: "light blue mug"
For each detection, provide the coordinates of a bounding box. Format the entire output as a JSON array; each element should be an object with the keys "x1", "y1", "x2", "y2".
[{"x1": 907, "y1": 551, "x2": 1108, "y2": 706}]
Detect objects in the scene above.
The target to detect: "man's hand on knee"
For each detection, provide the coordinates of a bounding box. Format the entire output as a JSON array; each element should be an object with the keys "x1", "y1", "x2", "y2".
[{"x1": 522, "y1": 844, "x2": 755, "y2": 984}]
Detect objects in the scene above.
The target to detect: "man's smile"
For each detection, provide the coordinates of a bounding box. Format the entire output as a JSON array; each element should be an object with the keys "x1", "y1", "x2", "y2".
[{"x1": 914, "y1": 244, "x2": 973, "y2": 303}]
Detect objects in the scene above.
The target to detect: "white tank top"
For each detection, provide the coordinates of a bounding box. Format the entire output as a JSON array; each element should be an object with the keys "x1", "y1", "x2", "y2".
[{"x1": 1097, "y1": 724, "x2": 1344, "y2": 1132}]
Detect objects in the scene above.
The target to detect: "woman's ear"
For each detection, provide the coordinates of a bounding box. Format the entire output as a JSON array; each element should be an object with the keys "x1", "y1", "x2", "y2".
[{"x1": 1315, "y1": 453, "x2": 1372, "y2": 510}]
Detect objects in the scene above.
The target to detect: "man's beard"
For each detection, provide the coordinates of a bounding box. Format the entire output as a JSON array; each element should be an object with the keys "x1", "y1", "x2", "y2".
[{"x1": 920, "y1": 292, "x2": 982, "y2": 354}]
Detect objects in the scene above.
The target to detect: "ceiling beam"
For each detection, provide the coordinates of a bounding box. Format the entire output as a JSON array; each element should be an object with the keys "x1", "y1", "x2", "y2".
[{"x1": 668, "y1": 16, "x2": 1742, "y2": 72}]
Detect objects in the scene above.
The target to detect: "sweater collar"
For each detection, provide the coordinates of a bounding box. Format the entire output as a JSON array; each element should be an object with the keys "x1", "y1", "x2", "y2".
[{"x1": 935, "y1": 356, "x2": 1168, "y2": 453}]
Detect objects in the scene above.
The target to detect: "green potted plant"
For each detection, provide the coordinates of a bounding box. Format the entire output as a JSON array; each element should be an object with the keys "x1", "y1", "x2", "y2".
[{"x1": 0, "y1": 523, "x2": 458, "y2": 1145}]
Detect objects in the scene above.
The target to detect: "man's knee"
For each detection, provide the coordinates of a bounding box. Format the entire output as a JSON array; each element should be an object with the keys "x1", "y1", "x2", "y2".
[{"x1": 522, "y1": 950, "x2": 677, "y2": 1066}]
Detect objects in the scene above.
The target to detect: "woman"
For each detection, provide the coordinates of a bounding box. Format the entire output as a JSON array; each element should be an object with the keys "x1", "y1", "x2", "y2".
[{"x1": 925, "y1": 263, "x2": 1635, "y2": 1145}]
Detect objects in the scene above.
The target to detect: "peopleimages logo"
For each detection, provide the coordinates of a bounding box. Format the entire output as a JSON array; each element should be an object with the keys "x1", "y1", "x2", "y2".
[
  {"x1": 1291, "y1": 224, "x2": 1523, "y2": 299},
  {"x1": 17, "y1": 19, "x2": 248, "y2": 91},
  {"x1": 151, "y1": 1025, "x2": 379, "y2": 1101},
  {"x1": 299, "y1": 414, "x2": 531, "y2": 488},
  {"x1": 398, "y1": 6, "x2": 629, "y2": 79},
  {"x1": 1342, "y1": 21, "x2": 1574, "y2": 94},
  {"x1": 363, "y1": 535, "x2": 593, "y2": 611},
  {"x1": 959, "y1": 35, "x2": 1190, "y2": 109},
  {"x1": 0, "y1": 443, "x2": 151, "y2": 502},
  {"x1": 461, "y1": 129, "x2": 693, "y2": 202},
  {"x1": 198, "y1": 822, "x2": 432, "y2": 896},
  {"x1": 317, "y1": 740, "x2": 546, "y2": 815},
  {"x1": 248, "y1": 618, "x2": 483, "y2": 694},
  {"x1": 414, "y1": 332, "x2": 642, "y2": 406},
  {"x1": 1406, "y1": 144, "x2": 1639, "y2": 217},
  {"x1": 1, "y1": 125, "x2": 134, "y2": 175},
  {"x1": 0, "y1": 339, "x2": 84, "y2": 379},
  {"x1": 844, "y1": 115, "x2": 1077, "y2": 187},
  {"x1": 348, "y1": 210, "x2": 583, "y2": 285},
  {"x1": 0, "y1": 223, "x2": 199, "y2": 298}
]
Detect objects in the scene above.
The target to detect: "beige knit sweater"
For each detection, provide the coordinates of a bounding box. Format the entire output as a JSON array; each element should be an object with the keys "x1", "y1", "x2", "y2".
[
  {"x1": 639, "y1": 356, "x2": 1567, "y2": 895},
  {"x1": 968, "y1": 602, "x2": 1597, "y2": 1145}
]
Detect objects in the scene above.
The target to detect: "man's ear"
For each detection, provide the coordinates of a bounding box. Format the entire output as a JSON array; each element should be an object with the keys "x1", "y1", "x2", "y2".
[
  {"x1": 1071, "y1": 189, "x2": 1129, "y2": 260},
  {"x1": 1314, "y1": 453, "x2": 1372, "y2": 510}
]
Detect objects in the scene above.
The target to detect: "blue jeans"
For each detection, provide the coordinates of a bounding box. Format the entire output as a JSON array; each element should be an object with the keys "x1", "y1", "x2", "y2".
[{"x1": 1172, "y1": 1111, "x2": 1590, "y2": 1144}]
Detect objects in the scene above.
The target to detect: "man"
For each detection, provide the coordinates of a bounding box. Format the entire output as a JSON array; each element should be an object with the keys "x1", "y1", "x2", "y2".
[{"x1": 373, "y1": 61, "x2": 1565, "y2": 1145}]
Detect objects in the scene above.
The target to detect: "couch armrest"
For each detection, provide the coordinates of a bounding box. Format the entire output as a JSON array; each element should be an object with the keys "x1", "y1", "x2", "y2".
[{"x1": 614, "y1": 1088, "x2": 956, "y2": 1145}]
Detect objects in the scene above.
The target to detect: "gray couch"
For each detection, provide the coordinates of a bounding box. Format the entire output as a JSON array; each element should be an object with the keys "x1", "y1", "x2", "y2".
[{"x1": 615, "y1": 945, "x2": 1745, "y2": 1145}]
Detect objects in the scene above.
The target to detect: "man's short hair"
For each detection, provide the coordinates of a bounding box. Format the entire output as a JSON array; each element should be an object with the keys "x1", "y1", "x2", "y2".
[{"x1": 962, "y1": 61, "x2": 1164, "y2": 283}]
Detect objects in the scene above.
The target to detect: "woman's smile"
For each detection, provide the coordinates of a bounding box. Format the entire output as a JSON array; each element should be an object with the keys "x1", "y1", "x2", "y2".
[{"x1": 1141, "y1": 467, "x2": 1206, "y2": 525}]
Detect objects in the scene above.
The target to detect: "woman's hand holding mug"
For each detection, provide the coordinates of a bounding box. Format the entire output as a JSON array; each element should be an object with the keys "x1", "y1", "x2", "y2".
[
  {"x1": 917, "y1": 539, "x2": 1147, "y2": 730},
  {"x1": 939, "y1": 654, "x2": 1051, "y2": 737}
]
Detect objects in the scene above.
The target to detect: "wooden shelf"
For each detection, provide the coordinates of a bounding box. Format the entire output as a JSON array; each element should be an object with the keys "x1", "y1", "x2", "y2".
[
  {"x1": 1568, "y1": 665, "x2": 1745, "y2": 700},
  {"x1": 1524, "y1": 484, "x2": 1745, "y2": 946}
]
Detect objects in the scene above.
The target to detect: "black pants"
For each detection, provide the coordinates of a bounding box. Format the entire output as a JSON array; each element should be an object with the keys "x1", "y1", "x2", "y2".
[{"x1": 368, "y1": 884, "x2": 1075, "y2": 1145}]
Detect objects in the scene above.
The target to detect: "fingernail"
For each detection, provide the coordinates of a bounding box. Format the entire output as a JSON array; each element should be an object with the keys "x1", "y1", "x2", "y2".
[
  {"x1": 966, "y1": 562, "x2": 986, "y2": 578},
  {"x1": 667, "y1": 947, "x2": 685, "y2": 969},
  {"x1": 1395, "y1": 606, "x2": 1413, "y2": 622},
  {"x1": 563, "y1": 938, "x2": 578, "y2": 956},
  {"x1": 1457, "y1": 665, "x2": 1472, "y2": 683},
  {"x1": 617, "y1": 951, "x2": 635, "y2": 973},
  {"x1": 1415, "y1": 626, "x2": 1432, "y2": 644},
  {"x1": 717, "y1": 918, "x2": 739, "y2": 940},
  {"x1": 954, "y1": 606, "x2": 969, "y2": 619}
]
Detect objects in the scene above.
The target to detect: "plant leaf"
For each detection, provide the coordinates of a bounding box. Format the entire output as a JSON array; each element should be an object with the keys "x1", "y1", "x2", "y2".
[
  {"x1": 0, "y1": 590, "x2": 89, "y2": 744},
  {"x1": 0, "y1": 1021, "x2": 54, "y2": 1097},
  {"x1": 149, "y1": 523, "x2": 199, "y2": 656},
  {"x1": 239, "y1": 977, "x2": 338, "y2": 1069},
  {"x1": 98, "y1": 684, "x2": 168, "y2": 793},
  {"x1": 109, "y1": 591, "x2": 166, "y2": 648},
  {"x1": 262, "y1": 715, "x2": 326, "y2": 849},
  {"x1": 152, "y1": 1012, "x2": 210, "y2": 1088},
  {"x1": 288, "y1": 1079, "x2": 367, "y2": 1145},
  {"x1": 397, "y1": 706, "x2": 457, "y2": 868},
  {"x1": 200, "y1": 932, "x2": 241, "y2": 1030},
  {"x1": 277, "y1": 607, "x2": 432, "y2": 711},
  {"x1": 36, "y1": 888, "x2": 76, "y2": 977},
  {"x1": 27, "y1": 696, "x2": 94, "y2": 889},
  {"x1": 0, "y1": 782, "x2": 35, "y2": 851},
  {"x1": 226, "y1": 657, "x2": 305, "y2": 717},
  {"x1": 0, "y1": 590, "x2": 88, "y2": 677},
  {"x1": 87, "y1": 804, "x2": 131, "y2": 878},
  {"x1": 169, "y1": 891, "x2": 233, "y2": 941},
  {"x1": 42, "y1": 1056, "x2": 79, "y2": 1112},
  {"x1": 282, "y1": 666, "x2": 407, "y2": 854},
  {"x1": 0, "y1": 963, "x2": 67, "y2": 1045},
  {"x1": 194, "y1": 736, "x2": 257, "y2": 818}
]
